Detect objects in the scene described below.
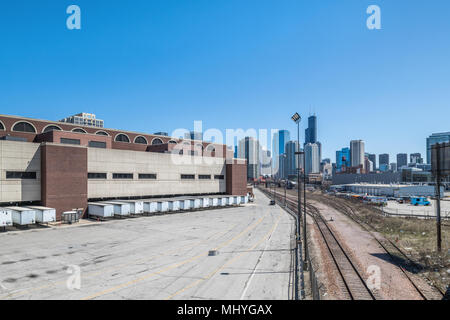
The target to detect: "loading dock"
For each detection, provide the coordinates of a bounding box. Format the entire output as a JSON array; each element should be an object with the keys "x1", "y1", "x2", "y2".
[
  {"x1": 120, "y1": 200, "x2": 144, "y2": 215},
  {"x1": 27, "y1": 206, "x2": 56, "y2": 223},
  {"x1": 6, "y1": 207, "x2": 36, "y2": 226},
  {"x1": 88, "y1": 203, "x2": 115, "y2": 218},
  {"x1": 101, "y1": 202, "x2": 131, "y2": 216},
  {"x1": 168, "y1": 200, "x2": 180, "y2": 212},
  {"x1": 143, "y1": 201, "x2": 158, "y2": 214},
  {"x1": 157, "y1": 201, "x2": 169, "y2": 213},
  {"x1": 202, "y1": 197, "x2": 210, "y2": 208},
  {"x1": 0, "y1": 208, "x2": 13, "y2": 228}
]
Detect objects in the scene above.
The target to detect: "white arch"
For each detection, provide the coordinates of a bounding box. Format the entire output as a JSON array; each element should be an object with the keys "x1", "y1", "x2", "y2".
[
  {"x1": 151, "y1": 137, "x2": 164, "y2": 145},
  {"x1": 134, "y1": 136, "x2": 148, "y2": 144},
  {"x1": 71, "y1": 127, "x2": 87, "y2": 134},
  {"x1": 115, "y1": 133, "x2": 131, "y2": 143},
  {"x1": 95, "y1": 130, "x2": 110, "y2": 136},
  {"x1": 42, "y1": 124, "x2": 63, "y2": 133},
  {"x1": 11, "y1": 120, "x2": 37, "y2": 133},
  {"x1": 0, "y1": 120, "x2": 5, "y2": 131}
]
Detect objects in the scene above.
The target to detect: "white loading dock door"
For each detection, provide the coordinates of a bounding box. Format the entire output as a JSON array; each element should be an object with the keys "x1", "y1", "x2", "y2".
[
  {"x1": 102, "y1": 202, "x2": 131, "y2": 216},
  {"x1": 219, "y1": 197, "x2": 228, "y2": 206},
  {"x1": 169, "y1": 200, "x2": 180, "y2": 212},
  {"x1": 0, "y1": 208, "x2": 13, "y2": 227},
  {"x1": 211, "y1": 198, "x2": 219, "y2": 207},
  {"x1": 27, "y1": 206, "x2": 56, "y2": 223},
  {"x1": 192, "y1": 199, "x2": 201, "y2": 209},
  {"x1": 201, "y1": 198, "x2": 210, "y2": 208},
  {"x1": 88, "y1": 203, "x2": 115, "y2": 218},
  {"x1": 5, "y1": 207, "x2": 36, "y2": 226},
  {"x1": 157, "y1": 201, "x2": 169, "y2": 213},
  {"x1": 143, "y1": 201, "x2": 158, "y2": 213},
  {"x1": 122, "y1": 201, "x2": 144, "y2": 214}
]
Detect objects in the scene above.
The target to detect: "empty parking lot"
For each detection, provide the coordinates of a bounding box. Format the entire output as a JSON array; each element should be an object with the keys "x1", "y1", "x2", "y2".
[{"x1": 0, "y1": 189, "x2": 295, "y2": 300}]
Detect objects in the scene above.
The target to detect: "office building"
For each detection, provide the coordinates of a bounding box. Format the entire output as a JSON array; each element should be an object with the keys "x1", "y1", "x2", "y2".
[
  {"x1": 272, "y1": 130, "x2": 290, "y2": 177},
  {"x1": 410, "y1": 153, "x2": 423, "y2": 164},
  {"x1": 59, "y1": 113, "x2": 104, "y2": 128},
  {"x1": 379, "y1": 153, "x2": 390, "y2": 167},
  {"x1": 397, "y1": 153, "x2": 408, "y2": 169},
  {"x1": 285, "y1": 141, "x2": 301, "y2": 178},
  {"x1": 367, "y1": 154, "x2": 377, "y2": 171},
  {"x1": 238, "y1": 137, "x2": 260, "y2": 180},
  {"x1": 0, "y1": 114, "x2": 246, "y2": 221},
  {"x1": 336, "y1": 147, "x2": 351, "y2": 172},
  {"x1": 350, "y1": 140, "x2": 365, "y2": 170},
  {"x1": 426, "y1": 132, "x2": 450, "y2": 164},
  {"x1": 305, "y1": 143, "x2": 320, "y2": 175}
]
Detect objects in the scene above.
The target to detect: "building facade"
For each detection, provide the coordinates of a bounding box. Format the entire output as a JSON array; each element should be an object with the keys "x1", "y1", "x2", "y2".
[
  {"x1": 350, "y1": 140, "x2": 365, "y2": 170},
  {"x1": 397, "y1": 153, "x2": 408, "y2": 169},
  {"x1": 59, "y1": 113, "x2": 104, "y2": 128},
  {"x1": 238, "y1": 137, "x2": 260, "y2": 180},
  {"x1": 305, "y1": 143, "x2": 320, "y2": 175},
  {"x1": 427, "y1": 132, "x2": 450, "y2": 164},
  {"x1": 0, "y1": 114, "x2": 247, "y2": 220},
  {"x1": 379, "y1": 153, "x2": 390, "y2": 167}
]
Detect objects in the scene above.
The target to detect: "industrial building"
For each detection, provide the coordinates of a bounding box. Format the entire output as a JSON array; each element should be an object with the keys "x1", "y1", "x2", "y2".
[
  {"x1": 0, "y1": 114, "x2": 247, "y2": 220},
  {"x1": 331, "y1": 183, "x2": 444, "y2": 198}
]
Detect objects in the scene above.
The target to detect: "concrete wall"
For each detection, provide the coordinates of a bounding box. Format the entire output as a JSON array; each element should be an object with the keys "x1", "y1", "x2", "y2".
[
  {"x1": 332, "y1": 172, "x2": 401, "y2": 185},
  {"x1": 87, "y1": 148, "x2": 227, "y2": 199},
  {"x1": 0, "y1": 141, "x2": 41, "y2": 203}
]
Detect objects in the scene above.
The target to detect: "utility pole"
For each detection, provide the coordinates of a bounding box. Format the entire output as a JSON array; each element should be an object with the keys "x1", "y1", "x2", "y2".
[
  {"x1": 434, "y1": 143, "x2": 442, "y2": 252},
  {"x1": 292, "y1": 112, "x2": 305, "y2": 299},
  {"x1": 303, "y1": 149, "x2": 308, "y2": 270}
]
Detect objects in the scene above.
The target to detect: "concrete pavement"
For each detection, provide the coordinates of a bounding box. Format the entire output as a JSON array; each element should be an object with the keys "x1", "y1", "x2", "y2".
[{"x1": 0, "y1": 189, "x2": 295, "y2": 300}]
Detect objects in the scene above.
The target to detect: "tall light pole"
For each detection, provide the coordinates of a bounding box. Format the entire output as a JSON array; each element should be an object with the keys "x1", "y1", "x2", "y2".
[
  {"x1": 292, "y1": 112, "x2": 305, "y2": 299},
  {"x1": 283, "y1": 153, "x2": 287, "y2": 207}
]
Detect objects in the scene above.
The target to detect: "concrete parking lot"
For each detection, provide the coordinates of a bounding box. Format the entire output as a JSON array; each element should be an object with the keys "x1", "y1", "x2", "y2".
[
  {"x1": 384, "y1": 198, "x2": 450, "y2": 219},
  {"x1": 0, "y1": 189, "x2": 295, "y2": 300}
]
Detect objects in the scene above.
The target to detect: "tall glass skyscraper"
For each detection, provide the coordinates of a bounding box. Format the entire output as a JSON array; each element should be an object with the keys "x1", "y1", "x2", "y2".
[
  {"x1": 336, "y1": 147, "x2": 351, "y2": 172},
  {"x1": 305, "y1": 115, "x2": 317, "y2": 144},
  {"x1": 426, "y1": 132, "x2": 450, "y2": 164},
  {"x1": 273, "y1": 130, "x2": 290, "y2": 178}
]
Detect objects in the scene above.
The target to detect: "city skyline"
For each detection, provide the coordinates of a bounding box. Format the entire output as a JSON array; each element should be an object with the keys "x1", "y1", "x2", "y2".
[{"x1": 1, "y1": 1, "x2": 449, "y2": 163}]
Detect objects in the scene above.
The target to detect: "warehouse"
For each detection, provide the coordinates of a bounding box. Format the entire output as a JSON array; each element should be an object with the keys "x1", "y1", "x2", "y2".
[
  {"x1": 0, "y1": 114, "x2": 247, "y2": 220},
  {"x1": 331, "y1": 183, "x2": 444, "y2": 198}
]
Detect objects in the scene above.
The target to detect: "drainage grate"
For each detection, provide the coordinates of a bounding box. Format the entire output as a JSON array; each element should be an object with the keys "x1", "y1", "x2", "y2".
[{"x1": 208, "y1": 250, "x2": 219, "y2": 256}]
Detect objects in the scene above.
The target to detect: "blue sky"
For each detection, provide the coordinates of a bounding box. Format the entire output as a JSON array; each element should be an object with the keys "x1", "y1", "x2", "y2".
[{"x1": 1, "y1": 0, "x2": 449, "y2": 162}]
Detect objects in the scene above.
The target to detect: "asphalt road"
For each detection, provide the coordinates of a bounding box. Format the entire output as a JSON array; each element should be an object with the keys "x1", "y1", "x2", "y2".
[{"x1": 0, "y1": 189, "x2": 294, "y2": 300}]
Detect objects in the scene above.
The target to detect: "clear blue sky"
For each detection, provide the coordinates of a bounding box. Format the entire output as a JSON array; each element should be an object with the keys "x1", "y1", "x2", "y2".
[{"x1": 1, "y1": 0, "x2": 449, "y2": 162}]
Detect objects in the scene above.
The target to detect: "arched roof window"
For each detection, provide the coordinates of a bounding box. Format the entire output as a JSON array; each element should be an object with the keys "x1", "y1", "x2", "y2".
[
  {"x1": 115, "y1": 133, "x2": 130, "y2": 143},
  {"x1": 12, "y1": 121, "x2": 36, "y2": 133},
  {"x1": 72, "y1": 128, "x2": 87, "y2": 134},
  {"x1": 151, "y1": 138, "x2": 164, "y2": 145},
  {"x1": 43, "y1": 125, "x2": 62, "y2": 133},
  {"x1": 134, "y1": 136, "x2": 148, "y2": 144}
]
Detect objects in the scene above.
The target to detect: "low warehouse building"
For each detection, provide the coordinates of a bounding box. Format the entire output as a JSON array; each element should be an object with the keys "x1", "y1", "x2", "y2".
[
  {"x1": 0, "y1": 114, "x2": 248, "y2": 220},
  {"x1": 332, "y1": 183, "x2": 444, "y2": 198}
]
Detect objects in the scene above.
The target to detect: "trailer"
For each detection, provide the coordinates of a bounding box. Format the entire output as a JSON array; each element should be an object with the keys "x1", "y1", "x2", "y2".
[
  {"x1": 192, "y1": 199, "x2": 201, "y2": 209},
  {"x1": 101, "y1": 202, "x2": 131, "y2": 216},
  {"x1": 219, "y1": 197, "x2": 228, "y2": 206},
  {"x1": 201, "y1": 197, "x2": 210, "y2": 208},
  {"x1": 168, "y1": 200, "x2": 180, "y2": 212},
  {"x1": 6, "y1": 207, "x2": 36, "y2": 226},
  {"x1": 0, "y1": 208, "x2": 13, "y2": 227},
  {"x1": 240, "y1": 196, "x2": 248, "y2": 204},
  {"x1": 88, "y1": 203, "x2": 115, "y2": 218},
  {"x1": 179, "y1": 199, "x2": 191, "y2": 210},
  {"x1": 143, "y1": 201, "x2": 158, "y2": 214},
  {"x1": 157, "y1": 201, "x2": 169, "y2": 213},
  {"x1": 210, "y1": 197, "x2": 219, "y2": 207},
  {"x1": 27, "y1": 206, "x2": 56, "y2": 223},
  {"x1": 120, "y1": 200, "x2": 144, "y2": 214}
]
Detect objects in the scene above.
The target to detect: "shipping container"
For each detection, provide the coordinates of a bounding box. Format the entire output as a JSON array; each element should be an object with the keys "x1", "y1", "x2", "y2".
[
  {"x1": 120, "y1": 200, "x2": 144, "y2": 214},
  {"x1": 0, "y1": 208, "x2": 13, "y2": 227},
  {"x1": 5, "y1": 207, "x2": 36, "y2": 226},
  {"x1": 101, "y1": 202, "x2": 131, "y2": 216},
  {"x1": 88, "y1": 203, "x2": 115, "y2": 218},
  {"x1": 157, "y1": 201, "x2": 169, "y2": 213},
  {"x1": 27, "y1": 206, "x2": 56, "y2": 223},
  {"x1": 143, "y1": 201, "x2": 158, "y2": 213},
  {"x1": 168, "y1": 200, "x2": 180, "y2": 212}
]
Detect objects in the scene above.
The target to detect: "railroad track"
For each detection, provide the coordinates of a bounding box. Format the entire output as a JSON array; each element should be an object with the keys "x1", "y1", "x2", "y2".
[
  {"x1": 259, "y1": 187, "x2": 376, "y2": 300},
  {"x1": 269, "y1": 188, "x2": 446, "y2": 300}
]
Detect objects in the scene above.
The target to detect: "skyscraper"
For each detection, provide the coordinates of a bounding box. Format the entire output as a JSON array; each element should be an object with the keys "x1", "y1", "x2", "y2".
[
  {"x1": 410, "y1": 153, "x2": 423, "y2": 164},
  {"x1": 285, "y1": 141, "x2": 302, "y2": 178},
  {"x1": 367, "y1": 154, "x2": 377, "y2": 171},
  {"x1": 272, "y1": 130, "x2": 290, "y2": 177},
  {"x1": 379, "y1": 153, "x2": 390, "y2": 167},
  {"x1": 305, "y1": 143, "x2": 320, "y2": 175},
  {"x1": 397, "y1": 153, "x2": 408, "y2": 169},
  {"x1": 426, "y1": 132, "x2": 450, "y2": 164},
  {"x1": 260, "y1": 149, "x2": 272, "y2": 176},
  {"x1": 350, "y1": 140, "x2": 365, "y2": 170},
  {"x1": 305, "y1": 115, "x2": 317, "y2": 144},
  {"x1": 336, "y1": 147, "x2": 351, "y2": 172},
  {"x1": 238, "y1": 137, "x2": 260, "y2": 180}
]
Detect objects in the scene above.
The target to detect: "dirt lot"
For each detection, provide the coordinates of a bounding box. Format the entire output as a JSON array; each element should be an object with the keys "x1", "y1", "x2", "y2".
[{"x1": 307, "y1": 190, "x2": 449, "y2": 296}]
